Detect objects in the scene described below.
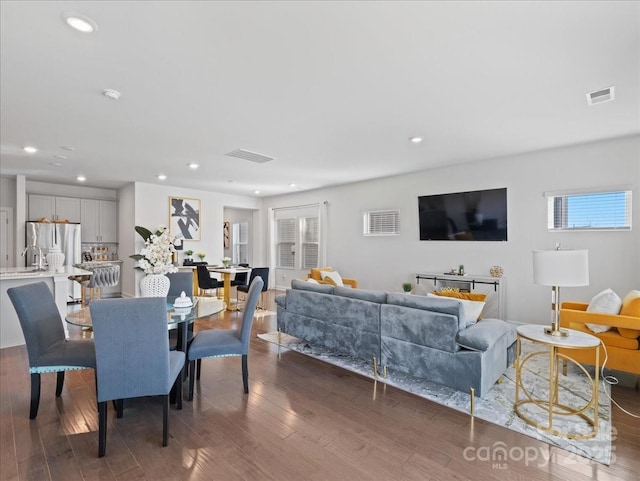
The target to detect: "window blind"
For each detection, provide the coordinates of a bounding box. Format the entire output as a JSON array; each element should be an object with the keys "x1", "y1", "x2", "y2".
[
  {"x1": 363, "y1": 209, "x2": 400, "y2": 236},
  {"x1": 547, "y1": 189, "x2": 631, "y2": 231}
]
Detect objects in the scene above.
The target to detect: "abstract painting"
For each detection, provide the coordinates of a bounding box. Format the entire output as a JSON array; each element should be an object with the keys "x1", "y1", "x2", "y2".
[{"x1": 169, "y1": 197, "x2": 201, "y2": 240}]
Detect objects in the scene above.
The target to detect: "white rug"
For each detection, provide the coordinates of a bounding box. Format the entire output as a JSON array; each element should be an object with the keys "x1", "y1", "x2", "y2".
[{"x1": 258, "y1": 332, "x2": 612, "y2": 465}]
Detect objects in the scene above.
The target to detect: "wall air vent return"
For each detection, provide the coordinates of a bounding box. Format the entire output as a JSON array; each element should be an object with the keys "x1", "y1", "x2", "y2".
[
  {"x1": 225, "y1": 149, "x2": 274, "y2": 163},
  {"x1": 586, "y1": 86, "x2": 615, "y2": 106}
]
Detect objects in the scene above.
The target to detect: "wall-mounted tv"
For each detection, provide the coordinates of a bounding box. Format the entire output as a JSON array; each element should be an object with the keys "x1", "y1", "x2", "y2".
[{"x1": 418, "y1": 188, "x2": 507, "y2": 241}]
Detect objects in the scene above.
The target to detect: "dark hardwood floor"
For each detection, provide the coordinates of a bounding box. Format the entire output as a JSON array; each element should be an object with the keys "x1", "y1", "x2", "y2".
[{"x1": 1, "y1": 290, "x2": 638, "y2": 480}]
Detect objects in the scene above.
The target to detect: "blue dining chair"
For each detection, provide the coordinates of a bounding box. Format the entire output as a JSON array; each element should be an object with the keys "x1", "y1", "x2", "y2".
[
  {"x1": 187, "y1": 276, "x2": 263, "y2": 401},
  {"x1": 90, "y1": 297, "x2": 184, "y2": 457},
  {"x1": 167, "y1": 271, "x2": 195, "y2": 351},
  {"x1": 7, "y1": 282, "x2": 96, "y2": 419}
]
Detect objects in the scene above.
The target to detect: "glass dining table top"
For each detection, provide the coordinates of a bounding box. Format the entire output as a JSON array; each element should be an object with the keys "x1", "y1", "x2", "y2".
[{"x1": 65, "y1": 296, "x2": 226, "y2": 327}]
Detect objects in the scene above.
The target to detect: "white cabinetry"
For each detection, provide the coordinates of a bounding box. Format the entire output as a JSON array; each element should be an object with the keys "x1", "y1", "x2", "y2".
[
  {"x1": 81, "y1": 199, "x2": 117, "y2": 243},
  {"x1": 28, "y1": 194, "x2": 81, "y2": 223},
  {"x1": 415, "y1": 272, "x2": 506, "y2": 319}
]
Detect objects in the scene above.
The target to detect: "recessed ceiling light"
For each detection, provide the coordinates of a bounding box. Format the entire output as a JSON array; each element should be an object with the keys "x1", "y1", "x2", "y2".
[
  {"x1": 253, "y1": 190, "x2": 261, "y2": 194},
  {"x1": 54, "y1": 155, "x2": 67, "y2": 160},
  {"x1": 61, "y1": 146, "x2": 75, "y2": 151},
  {"x1": 409, "y1": 136, "x2": 423, "y2": 144},
  {"x1": 188, "y1": 163, "x2": 199, "y2": 169},
  {"x1": 76, "y1": 175, "x2": 86, "y2": 182},
  {"x1": 103, "y1": 89, "x2": 121, "y2": 100},
  {"x1": 157, "y1": 174, "x2": 167, "y2": 180},
  {"x1": 289, "y1": 183, "x2": 296, "y2": 187},
  {"x1": 62, "y1": 12, "x2": 97, "y2": 33},
  {"x1": 23, "y1": 146, "x2": 38, "y2": 153},
  {"x1": 49, "y1": 162, "x2": 63, "y2": 167}
]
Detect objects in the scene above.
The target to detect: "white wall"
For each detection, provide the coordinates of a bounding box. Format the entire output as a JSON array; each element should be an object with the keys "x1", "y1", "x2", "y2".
[
  {"x1": 262, "y1": 135, "x2": 640, "y2": 324},
  {"x1": 223, "y1": 207, "x2": 257, "y2": 264},
  {"x1": 127, "y1": 182, "x2": 261, "y2": 296},
  {"x1": 0, "y1": 176, "x2": 16, "y2": 208},
  {"x1": 26, "y1": 180, "x2": 117, "y2": 200},
  {"x1": 118, "y1": 183, "x2": 136, "y2": 296}
]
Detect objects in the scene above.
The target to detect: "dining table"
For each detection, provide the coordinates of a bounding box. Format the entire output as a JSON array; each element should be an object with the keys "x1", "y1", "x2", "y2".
[
  {"x1": 208, "y1": 266, "x2": 252, "y2": 311},
  {"x1": 65, "y1": 295, "x2": 225, "y2": 378}
]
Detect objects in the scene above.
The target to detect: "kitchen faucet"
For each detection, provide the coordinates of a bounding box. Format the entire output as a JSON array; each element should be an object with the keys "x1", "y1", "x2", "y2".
[{"x1": 21, "y1": 245, "x2": 46, "y2": 271}]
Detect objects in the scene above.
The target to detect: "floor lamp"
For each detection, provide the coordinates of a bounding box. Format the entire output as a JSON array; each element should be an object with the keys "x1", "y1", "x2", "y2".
[{"x1": 533, "y1": 248, "x2": 589, "y2": 337}]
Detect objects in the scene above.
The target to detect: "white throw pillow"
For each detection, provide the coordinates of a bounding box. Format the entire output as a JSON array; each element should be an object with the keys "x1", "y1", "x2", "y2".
[
  {"x1": 585, "y1": 288, "x2": 621, "y2": 333},
  {"x1": 306, "y1": 278, "x2": 319, "y2": 284},
  {"x1": 427, "y1": 293, "x2": 485, "y2": 327},
  {"x1": 321, "y1": 270, "x2": 344, "y2": 287}
]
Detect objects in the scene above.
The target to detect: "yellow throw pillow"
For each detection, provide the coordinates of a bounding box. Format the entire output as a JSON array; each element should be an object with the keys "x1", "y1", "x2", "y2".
[
  {"x1": 434, "y1": 291, "x2": 487, "y2": 302},
  {"x1": 618, "y1": 290, "x2": 640, "y2": 338}
]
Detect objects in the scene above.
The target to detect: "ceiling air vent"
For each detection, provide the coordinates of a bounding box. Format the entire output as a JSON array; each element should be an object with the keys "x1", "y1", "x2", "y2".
[
  {"x1": 225, "y1": 149, "x2": 274, "y2": 163},
  {"x1": 586, "y1": 86, "x2": 615, "y2": 106}
]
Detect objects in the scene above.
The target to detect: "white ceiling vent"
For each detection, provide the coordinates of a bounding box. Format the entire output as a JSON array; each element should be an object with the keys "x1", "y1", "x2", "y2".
[
  {"x1": 225, "y1": 149, "x2": 274, "y2": 163},
  {"x1": 586, "y1": 86, "x2": 615, "y2": 106}
]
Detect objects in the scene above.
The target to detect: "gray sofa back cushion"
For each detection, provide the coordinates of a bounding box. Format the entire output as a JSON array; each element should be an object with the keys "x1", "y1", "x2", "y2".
[
  {"x1": 291, "y1": 278, "x2": 334, "y2": 294},
  {"x1": 381, "y1": 304, "x2": 460, "y2": 353},
  {"x1": 456, "y1": 319, "x2": 516, "y2": 351},
  {"x1": 386, "y1": 293, "x2": 465, "y2": 330},
  {"x1": 333, "y1": 286, "x2": 387, "y2": 304}
]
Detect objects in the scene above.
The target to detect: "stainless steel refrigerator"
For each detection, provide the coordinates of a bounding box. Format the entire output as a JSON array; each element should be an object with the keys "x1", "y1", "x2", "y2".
[{"x1": 25, "y1": 222, "x2": 82, "y2": 302}]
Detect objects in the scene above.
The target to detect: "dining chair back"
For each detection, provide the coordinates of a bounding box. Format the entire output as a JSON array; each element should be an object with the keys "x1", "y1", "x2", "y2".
[
  {"x1": 90, "y1": 297, "x2": 185, "y2": 457},
  {"x1": 7, "y1": 282, "x2": 95, "y2": 419},
  {"x1": 167, "y1": 271, "x2": 193, "y2": 297},
  {"x1": 187, "y1": 276, "x2": 264, "y2": 400},
  {"x1": 237, "y1": 267, "x2": 269, "y2": 308},
  {"x1": 196, "y1": 265, "x2": 223, "y2": 296}
]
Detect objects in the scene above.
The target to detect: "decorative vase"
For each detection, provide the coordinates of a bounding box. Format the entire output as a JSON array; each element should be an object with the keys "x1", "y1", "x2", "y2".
[
  {"x1": 46, "y1": 252, "x2": 65, "y2": 270},
  {"x1": 140, "y1": 274, "x2": 170, "y2": 297}
]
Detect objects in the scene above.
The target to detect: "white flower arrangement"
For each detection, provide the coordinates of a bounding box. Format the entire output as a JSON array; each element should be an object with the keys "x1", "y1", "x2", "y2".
[
  {"x1": 222, "y1": 256, "x2": 231, "y2": 267},
  {"x1": 130, "y1": 225, "x2": 179, "y2": 275}
]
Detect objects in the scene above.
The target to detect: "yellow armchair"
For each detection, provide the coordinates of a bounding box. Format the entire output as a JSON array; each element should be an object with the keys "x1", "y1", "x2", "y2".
[
  {"x1": 308, "y1": 267, "x2": 358, "y2": 289},
  {"x1": 560, "y1": 301, "x2": 640, "y2": 375}
]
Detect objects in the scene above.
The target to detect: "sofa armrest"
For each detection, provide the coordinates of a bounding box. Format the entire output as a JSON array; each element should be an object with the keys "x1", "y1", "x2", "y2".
[
  {"x1": 561, "y1": 301, "x2": 588, "y2": 311},
  {"x1": 275, "y1": 294, "x2": 286, "y2": 309},
  {"x1": 560, "y1": 308, "x2": 640, "y2": 331}
]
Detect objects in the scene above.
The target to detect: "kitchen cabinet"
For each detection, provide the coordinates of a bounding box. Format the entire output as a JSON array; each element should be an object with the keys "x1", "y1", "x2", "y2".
[
  {"x1": 28, "y1": 194, "x2": 81, "y2": 223},
  {"x1": 80, "y1": 199, "x2": 118, "y2": 243}
]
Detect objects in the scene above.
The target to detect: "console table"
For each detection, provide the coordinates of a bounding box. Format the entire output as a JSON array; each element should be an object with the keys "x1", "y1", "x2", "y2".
[{"x1": 415, "y1": 272, "x2": 505, "y2": 319}]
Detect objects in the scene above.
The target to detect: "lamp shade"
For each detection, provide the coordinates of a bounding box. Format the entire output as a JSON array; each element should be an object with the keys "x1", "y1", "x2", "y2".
[{"x1": 532, "y1": 249, "x2": 589, "y2": 287}]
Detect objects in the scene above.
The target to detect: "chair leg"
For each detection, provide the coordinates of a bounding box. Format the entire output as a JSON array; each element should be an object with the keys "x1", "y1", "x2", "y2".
[
  {"x1": 116, "y1": 399, "x2": 124, "y2": 418},
  {"x1": 188, "y1": 360, "x2": 196, "y2": 401},
  {"x1": 242, "y1": 354, "x2": 249, "y2": 394},
  {"x1": 55, "y1": 371, "x2": 65, "y2": 397},
  {"x1": 162, "y1": 394, "x2": 169, "y2": 447},
  {"x1": 98, "y1": 401, "x2": 107, "y2": 457},
  {"x1": 175, "y1": 376, "x2": 182, "y2": 410},
  {"x1": 29, "y1": 373, "x2": 41, "y2": 419},
  {"x1": 196, "y1": 359, "x2": 202, "y2": 380}
]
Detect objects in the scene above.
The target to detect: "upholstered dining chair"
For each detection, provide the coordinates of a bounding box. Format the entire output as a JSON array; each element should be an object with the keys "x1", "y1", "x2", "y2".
[
  {"x1": 167, "y1": 271, "x2": 195, "y2": 351},
  {"x1": 90, "y1": 297, "x2": 184, "y2": 457},
  {"x1": 237, "y1": 267, "x2": 269, "y2": 309},
  {"x1": 187, "y1": 276, "x2": 263, "y2": 401},
  {"x1": 196, "y1": 265, "x2": 224, "y2": 297},
  {"x1": 7, "y1": 282, "x2": 96, "y2": 419},
  {"x1": 230, "y1": 264, "x2": 250, "y2": 306}
]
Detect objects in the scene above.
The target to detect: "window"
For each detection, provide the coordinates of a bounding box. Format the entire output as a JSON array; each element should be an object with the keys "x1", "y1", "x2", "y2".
[
  {"x1": 232, "y1": 222, "x2": 248, "y2": 264},
  {"x1": 301, "y1": 217, "x2": 319, "y2": 269},
  {"x1": 276, "y1": 219, "x2": 296, "y2": 268},
  {"x1": 363, "y1": 209, "x2": 400, "y2": 236},
  {"x1": 547, "y1": 188, "x2": 632, "y2": 231}
]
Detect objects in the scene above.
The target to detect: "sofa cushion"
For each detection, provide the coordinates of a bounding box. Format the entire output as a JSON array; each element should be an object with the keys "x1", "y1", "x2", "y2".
[
  {"x1": 291, "y1": 278, "x2": 334, "y2": 294},
  {"x1": 309, "y1": 267, "x2": 332, "y2": 281},
  {"x1": 618, "y1": 290, "x2": 640, "y2": 339},
  {"x1": 585, "y1": 288, "x2": 621, "y2": 333},
  {"x1": 334, "y1": 286, "x2": 387, "y2": 304},
  {"x1": 387, "y1": 293, "x2": 465, "y2": 330},
  {"x1": 456, "y1": 319, "x2": 515, "y2": 352}
]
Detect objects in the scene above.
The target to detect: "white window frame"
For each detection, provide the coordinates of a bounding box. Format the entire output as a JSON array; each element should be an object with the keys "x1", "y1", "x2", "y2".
[
  {"x1": 363, "y1": 209, "x2": 400, "y2": 236},
  {"x1": 232, "y1": 221, "x2": 248, "y2": 264},
  {"x1": 546, "y1": 187, "x2": 632, "y2": 232}
]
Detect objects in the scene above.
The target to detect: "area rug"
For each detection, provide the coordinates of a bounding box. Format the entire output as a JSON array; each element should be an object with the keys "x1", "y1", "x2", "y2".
[{"x1": 257, "y1": 332, "x2": 612, "y2": 465}]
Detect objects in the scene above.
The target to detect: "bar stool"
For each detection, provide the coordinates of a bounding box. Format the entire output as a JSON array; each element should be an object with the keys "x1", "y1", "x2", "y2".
[{"x1": 85, "y1": 264, "x2": 121, "y2": 304}]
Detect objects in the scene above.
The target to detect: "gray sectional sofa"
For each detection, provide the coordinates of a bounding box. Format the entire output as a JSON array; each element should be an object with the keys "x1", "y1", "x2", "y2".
[{"x1": 275, "y1": 279, "x2": 517, "y2": 397}]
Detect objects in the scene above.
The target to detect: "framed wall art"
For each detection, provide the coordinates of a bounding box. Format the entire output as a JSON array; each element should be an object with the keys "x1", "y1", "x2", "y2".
[{"x1": 169, "y1": 197, "x2": 201, "y2": 240}]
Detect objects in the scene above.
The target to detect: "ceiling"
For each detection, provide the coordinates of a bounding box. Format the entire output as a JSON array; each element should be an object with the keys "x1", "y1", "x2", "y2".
[{"x1": 1, "y1": 1, "x2": 638, "y2": 197}]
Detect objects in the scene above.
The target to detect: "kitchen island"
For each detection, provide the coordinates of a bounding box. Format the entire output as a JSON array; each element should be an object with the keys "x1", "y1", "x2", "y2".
[{"x1": 0, "y1": 266, "x2": 92, "y2": 348}]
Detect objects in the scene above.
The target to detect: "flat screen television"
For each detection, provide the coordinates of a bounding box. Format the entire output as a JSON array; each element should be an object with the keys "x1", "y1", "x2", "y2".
[{"x1": 418, "y1": 188, "x2": 507, "y2": 241}]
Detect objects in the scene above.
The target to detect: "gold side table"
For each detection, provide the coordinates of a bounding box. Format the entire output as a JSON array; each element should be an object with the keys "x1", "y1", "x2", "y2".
[{"x1": 515, "y1": 324, "x2": 600, "y2": 439}]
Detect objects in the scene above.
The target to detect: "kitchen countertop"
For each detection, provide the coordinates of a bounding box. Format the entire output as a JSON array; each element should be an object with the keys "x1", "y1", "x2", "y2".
[{"x1": 0, "y1": 265, "x2": 92, "y2": 280}]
